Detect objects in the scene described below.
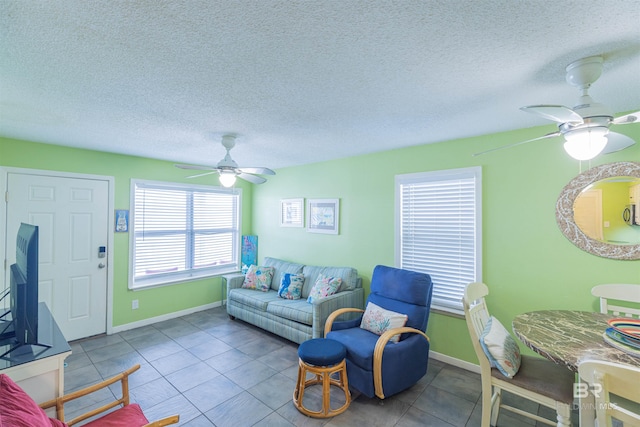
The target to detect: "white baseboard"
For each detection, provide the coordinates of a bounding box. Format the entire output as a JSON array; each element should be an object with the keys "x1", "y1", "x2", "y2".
[
  {"x1": 430, "y1": 350, "x2": 480, "y2": 374},
  {"x1": 110, "y1": 301, "x2": 222, "y2": 334}
]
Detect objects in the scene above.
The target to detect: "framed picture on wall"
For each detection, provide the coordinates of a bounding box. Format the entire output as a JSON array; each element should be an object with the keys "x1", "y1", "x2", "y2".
[
  {"x1": 115, "y1": 210, "x2": 129, "y2": 232},
  {"x1": 280, "y1": 198, "x2": 304, "y2": 227},
  {"x1": 307, "y1": 199, "x2": 339, "y2": 234}
]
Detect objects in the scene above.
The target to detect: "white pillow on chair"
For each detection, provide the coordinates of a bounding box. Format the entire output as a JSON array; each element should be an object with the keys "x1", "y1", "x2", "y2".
[
  {"x1": 360, "y1": 302, "x2": 408, "y2": 343},
  {"x1": 479, "y1": 316, "x2": 521, "y2": 378}
]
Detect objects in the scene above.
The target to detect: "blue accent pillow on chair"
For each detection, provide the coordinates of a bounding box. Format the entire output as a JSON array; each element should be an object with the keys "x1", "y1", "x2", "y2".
[{"x1": 479, "y1": 316, "x2": 521, "y2": 378}]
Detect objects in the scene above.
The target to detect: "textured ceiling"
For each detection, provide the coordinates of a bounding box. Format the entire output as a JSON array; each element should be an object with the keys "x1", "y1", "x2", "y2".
[{"x1": 1, "y1": 1, "x2": 639, "y2": 171}]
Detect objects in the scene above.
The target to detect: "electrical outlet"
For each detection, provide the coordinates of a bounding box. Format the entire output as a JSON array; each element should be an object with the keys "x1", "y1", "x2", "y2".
[{"x1": 132, "y1": 299, "x2": 139, "y2": 310}]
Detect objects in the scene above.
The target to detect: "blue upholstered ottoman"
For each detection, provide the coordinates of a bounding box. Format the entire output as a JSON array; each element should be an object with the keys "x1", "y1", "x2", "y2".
[{"x1": 293, "y1": 338, "x2": 351, "y2": 418}]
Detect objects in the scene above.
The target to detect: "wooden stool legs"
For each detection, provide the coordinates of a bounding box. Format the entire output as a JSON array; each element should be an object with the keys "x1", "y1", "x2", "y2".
[{"x1": 293, "y1": 357, "x2": 351, "y2": 418}]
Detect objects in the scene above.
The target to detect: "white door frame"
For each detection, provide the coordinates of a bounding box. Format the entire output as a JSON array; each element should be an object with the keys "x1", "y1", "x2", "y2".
[{"x1": 0, "y1": 167, "x2": 115, "y2": 336}]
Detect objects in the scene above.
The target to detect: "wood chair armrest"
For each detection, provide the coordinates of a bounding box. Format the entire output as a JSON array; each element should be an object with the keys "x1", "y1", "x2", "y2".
[
  {"x1": 324, "y1": 307, "x2": 365, "y2": 337},
  {"x1": 373, "y1": 327, "x2": 430, "y2": 399},
  {"x1": 40, "y1": 364, "x2": 142, "y2": 426},
  {"x1": 143, "y1": 414, "x2": 180, "y2": 426}
]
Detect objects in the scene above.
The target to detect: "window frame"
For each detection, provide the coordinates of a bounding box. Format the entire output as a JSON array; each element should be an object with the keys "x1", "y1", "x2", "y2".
[
  {"x1": 128, "y1": 179, "x2": 242, "y2": 290},
  {"x1": 395, "y1": 166, "x2": 482, "y2": 316}
]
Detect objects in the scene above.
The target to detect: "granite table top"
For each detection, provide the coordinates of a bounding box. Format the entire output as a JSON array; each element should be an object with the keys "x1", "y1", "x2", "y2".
[{"x1": 512, "y1": 310, "x2": 640, "y2": 372}]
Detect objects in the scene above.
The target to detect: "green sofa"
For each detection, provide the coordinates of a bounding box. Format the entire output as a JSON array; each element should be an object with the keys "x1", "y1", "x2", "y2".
[{"x1": 226, "y1": 257, "x2": 364, "y2": 344}]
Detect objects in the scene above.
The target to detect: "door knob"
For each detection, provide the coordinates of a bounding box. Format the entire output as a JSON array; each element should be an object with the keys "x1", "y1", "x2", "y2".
[{"x1": 98, "y1": 263, "x2": 106, "y2": 269}]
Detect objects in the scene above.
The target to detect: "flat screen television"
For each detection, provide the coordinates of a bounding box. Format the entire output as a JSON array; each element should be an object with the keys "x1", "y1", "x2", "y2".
[
  {"x1": 12, "y1": 222, "x2": 40, "y2": 345},
  {"x1": 0, "y1": 223, "x2": 47, "y2": 357}
]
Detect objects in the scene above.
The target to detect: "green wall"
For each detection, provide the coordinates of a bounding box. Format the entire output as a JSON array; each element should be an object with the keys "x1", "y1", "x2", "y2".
[
  {"x1": 0, "y1": 137, "x2": 254, "y2": 326},
  {"x1": 1, "y1": 119, "x2": 639, "y2": 364},
  {"x1": 251, "y1": 122, "x2": 640, "y2": 364}
]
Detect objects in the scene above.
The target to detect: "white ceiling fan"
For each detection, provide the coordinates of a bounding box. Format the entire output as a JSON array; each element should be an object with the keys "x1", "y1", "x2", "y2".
[
  {"x1": 175, "y1": 134, "x2": 275, "y2": 187},
  {"x1": 475, "y1": 56, "x2": 639, "y2": 159}
]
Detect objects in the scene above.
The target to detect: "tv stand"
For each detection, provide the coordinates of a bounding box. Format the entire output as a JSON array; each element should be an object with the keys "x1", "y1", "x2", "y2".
[
  {"x1": 0, "y1": 318, "x2": 14, "y2": 340},
  {"x1": 0, "y1": 307, "x2": 53, "y2": 359},
  {"x1": 0, "y1": 303, "x2": 71, "y2": 413},
  {"x1": 0, "y1": 340, "x2": 52, "y2": 359}
]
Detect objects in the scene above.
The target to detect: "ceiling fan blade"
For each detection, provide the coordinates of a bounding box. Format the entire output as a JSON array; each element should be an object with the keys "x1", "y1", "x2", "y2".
[
  {"x1": 187, "y1": 171, "x2": 219, "y2": 179},
  {"x1": 237, "y1": 167, "x2": 276, "y2": 175},
  {"x1": 175, "y1": 163, "x2": 216, "y2": 171},
  {"x1": 237, "y1": 173, "x2": 267, "y2": 184},
  {"x1": 602, "y1": 132, "x2": 637, "y2": 154},
  {"x1": 473, "y1": 131, "x2": 561, "y2": 157},
  {"x1": 612, "y1": 110, "x2": 640, "y2": 125},
  {"x1": 520, "y1": 105, "x2": 583, "y2": 124}
]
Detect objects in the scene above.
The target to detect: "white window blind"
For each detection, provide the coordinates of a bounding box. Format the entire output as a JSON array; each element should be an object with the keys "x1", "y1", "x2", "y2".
[
  {"x1": 395, "y1": 167, "x2": 482, "y2": 315},
  {"x1": 129, "y1": 180, "x2": 241, "y2": 289}
]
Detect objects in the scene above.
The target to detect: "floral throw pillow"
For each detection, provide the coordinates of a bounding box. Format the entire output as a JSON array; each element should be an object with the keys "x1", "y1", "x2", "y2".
[
  {"x1": 360, "y1": 302, "x2": 408, "y2": 343},
  {"x1": 479, "y1": 316, "x2": 521, "y2": 378},
  {"x1": 241, "y1": 265, "x2": 274, "y2": 292},
  {"x1": 306, "y1": 274, "x2": 342, "y2": 303},
  {"x1": 278, "y1": 273, "x2": 305, "y2": 300}
]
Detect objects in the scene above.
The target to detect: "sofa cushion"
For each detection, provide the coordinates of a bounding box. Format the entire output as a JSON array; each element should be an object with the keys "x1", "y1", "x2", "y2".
[
  {"x1": 277, "y1": 273, "x2": 305, "y2": 300},
  {"x1": 242, "y1": 265, "x2": 274, "y2": 292},
  {"x1": 307, "y1": 274, "x2": 342, "y2": 303},
  {"x1": 264, "y1": 257, "x2": 305, "y2": 291},
  {"x1": 301, "y1": 265, "x2": 358, "y2": 297},
  {"x1": 266, "y1": 299, "x2": 313, "y2": 325},
  {"x1": 229, "y1": 288, "x2": 280, "y2": 311}
]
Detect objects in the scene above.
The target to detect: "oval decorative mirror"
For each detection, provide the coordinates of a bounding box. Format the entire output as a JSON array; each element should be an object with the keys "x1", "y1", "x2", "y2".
[{"x1": 556, "y1": 161, "x2": 640, "y2": 260}]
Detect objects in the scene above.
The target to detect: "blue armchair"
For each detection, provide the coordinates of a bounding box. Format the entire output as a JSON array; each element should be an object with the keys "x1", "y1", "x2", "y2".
[{"x1": 325, "y1": 265, "x2": 433, "y2": 399}]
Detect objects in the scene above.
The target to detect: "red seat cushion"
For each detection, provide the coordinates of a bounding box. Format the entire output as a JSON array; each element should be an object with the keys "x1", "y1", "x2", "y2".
[
  {"x1": 0, "y1": 373, "x2": 67, "y2": 427},
  {"x1": 81, "y1": 403, "x2": 149, "y2": 427}
]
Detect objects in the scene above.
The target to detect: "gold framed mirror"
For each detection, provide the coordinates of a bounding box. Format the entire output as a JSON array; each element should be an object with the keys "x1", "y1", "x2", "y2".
[{"x1": 556, "y1": 161, "x2": 640, "y2": 260}]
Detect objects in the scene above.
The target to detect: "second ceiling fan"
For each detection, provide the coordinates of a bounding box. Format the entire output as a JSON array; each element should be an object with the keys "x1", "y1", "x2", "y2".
[{"x1": 475, "y1": 56, "x2": 639, "y2": 159}]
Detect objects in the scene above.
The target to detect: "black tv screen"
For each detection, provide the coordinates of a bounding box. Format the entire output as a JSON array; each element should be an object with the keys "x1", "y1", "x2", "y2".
[{"x1": 10, "y1": 223, "x2": 39, "y2": 346}]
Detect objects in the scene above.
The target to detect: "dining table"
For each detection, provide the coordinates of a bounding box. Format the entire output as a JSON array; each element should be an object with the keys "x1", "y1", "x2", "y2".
[{"x1": 512, "y1": 310, "x2": 640, "y2": 427}]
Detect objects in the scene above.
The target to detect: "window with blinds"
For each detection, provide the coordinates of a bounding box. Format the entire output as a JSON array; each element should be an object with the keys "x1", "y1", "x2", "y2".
[
  {"x1": 129, "y1": 180, "x2": 241, "y2": 289},
  {"x1": 395, "y1": 167, "x2": 482, "y2": 315}
]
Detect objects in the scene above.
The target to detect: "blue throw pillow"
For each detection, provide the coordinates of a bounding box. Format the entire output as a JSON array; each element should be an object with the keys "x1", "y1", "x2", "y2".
[
  {"x1": 479, "y1": 316, "x2": 521, "y2": 378},
  {"x1": 278, "y1": 273, "x2": 305, "y2": 300}
]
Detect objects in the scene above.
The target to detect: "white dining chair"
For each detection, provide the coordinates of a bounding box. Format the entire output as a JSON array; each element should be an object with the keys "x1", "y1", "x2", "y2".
[
  {"x1": 578, "y1": 360, "x2": 640, "y2": 427},
  {"x1": 463, "y1": 282, "x2": 574, "y2": 427},
  {"x1": 591, "y1": 284, "x2": 640, "y2": 318}
]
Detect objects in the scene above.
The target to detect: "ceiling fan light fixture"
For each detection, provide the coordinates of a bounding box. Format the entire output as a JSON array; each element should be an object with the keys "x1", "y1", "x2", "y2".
[
  {"x1": 563, "y1": 127, "x2": 608, "y2": 161},
  {"x1": 175, "y1": 133, "x2": 275, "y2": 185},
  {"x1": 219, "y1": 171, "x2": 237, "y2": 187},
  {"x1": 489, "y1": 56, "x2": 638, "y2": 160}
]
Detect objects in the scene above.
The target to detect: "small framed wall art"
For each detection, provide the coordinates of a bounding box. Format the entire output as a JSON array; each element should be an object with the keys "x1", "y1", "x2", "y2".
[
  {"x1": 115, "y1": 209, "x2": 129, "y2": 232},
  {"x1": 280, "y1": 198, "x2": 304, "y2": 227},
  {"x1": 307, "y1": 199, "x2": 339, "y2": 234}
]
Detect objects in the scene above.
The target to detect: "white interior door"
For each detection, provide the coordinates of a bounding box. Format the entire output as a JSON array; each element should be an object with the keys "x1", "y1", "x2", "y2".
[{"x1": 5, "y1": 172, "x2": 110, "y2": 341}]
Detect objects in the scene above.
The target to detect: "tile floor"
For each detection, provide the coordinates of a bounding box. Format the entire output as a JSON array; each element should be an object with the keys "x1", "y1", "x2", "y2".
[{"x1": 64, "y1": 306, "x2": 578, "y2": 426}]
